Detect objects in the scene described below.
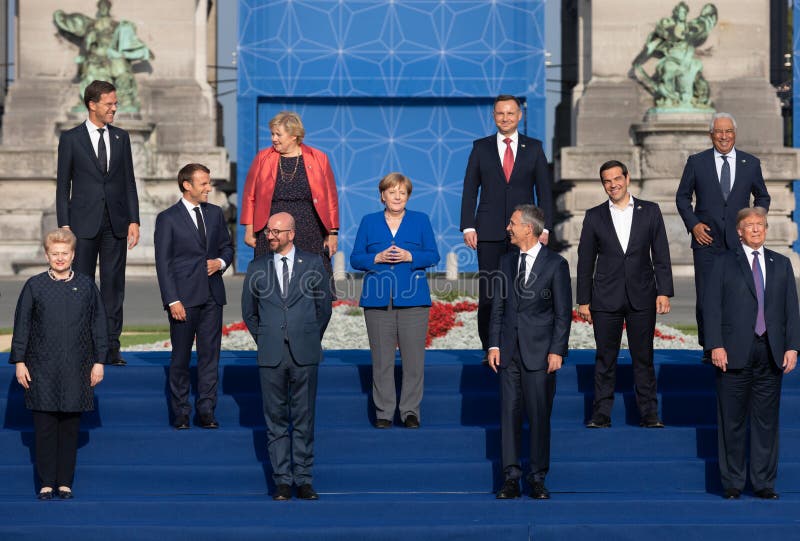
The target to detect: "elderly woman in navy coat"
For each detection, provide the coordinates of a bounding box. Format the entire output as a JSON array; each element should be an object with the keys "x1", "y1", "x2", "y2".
[
  {"x1": 351, "y1": 172, "x2": 440, "y2": 429},
  {"x1": 10, "y1": 229, "x2": 107, "y2": 500}
]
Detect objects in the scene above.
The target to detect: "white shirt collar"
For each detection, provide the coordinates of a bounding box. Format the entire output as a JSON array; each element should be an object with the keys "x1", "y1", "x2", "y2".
[
  {"x1": 180, "y1": 197, "x2": 201, "y2": 214},
  {"x1": 608, "y1": 195, "x2": 635, "y2": 211},
  {"x1": 497, "y1": 131, "x2": 519, "y2": 144},
  {"x1": 713, "y1": 147, "x2": 736, "y2": 161},
  {"x1": 85, "y1": 118, "x2": 107, "y2": 132},
  {"x1": 519, "y1": 241, "x2": 542, "y2": 261},
  {"x1": 274, "y1": 246, "x2": 296, "y2": 265}
]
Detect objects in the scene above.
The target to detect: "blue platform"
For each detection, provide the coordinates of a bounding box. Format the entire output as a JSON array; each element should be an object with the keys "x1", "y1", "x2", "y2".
[{"x1": 1, "y1": 349, "x2": 799, "y2": 540}]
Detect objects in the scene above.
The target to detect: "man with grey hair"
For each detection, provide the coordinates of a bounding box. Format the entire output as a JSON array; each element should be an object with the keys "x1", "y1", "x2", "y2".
[
  {"x1": 703, "y1": 207, "x2": 799, "y2": 499},
  {"x1": 676, "y1": 112, "x2": 770, "y2": 360},
  {"x1": 487, "y1": 204, "x2": 571, "y2": 500}
]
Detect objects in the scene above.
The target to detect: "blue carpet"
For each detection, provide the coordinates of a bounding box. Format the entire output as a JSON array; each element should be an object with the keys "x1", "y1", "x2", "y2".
[{"x1": 1, "y1": 349, "x2": 799, "y2": 540}]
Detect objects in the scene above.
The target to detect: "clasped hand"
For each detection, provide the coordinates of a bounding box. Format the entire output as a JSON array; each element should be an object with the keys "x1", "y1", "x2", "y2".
[{"x1": 374, "y1": 245, "x2": 411, "y2": 264}]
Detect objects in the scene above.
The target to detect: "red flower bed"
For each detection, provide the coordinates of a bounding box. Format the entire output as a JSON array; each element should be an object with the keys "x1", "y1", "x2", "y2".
[{"x1": 425, "y1": 300, "x2": 478, "y2": 347}]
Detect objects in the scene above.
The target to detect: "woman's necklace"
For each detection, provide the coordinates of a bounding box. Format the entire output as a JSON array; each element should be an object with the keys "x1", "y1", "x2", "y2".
[
  {"x1": 279, "y1": 153, "x2": 301, "y2": 182},
  {"x1": 48, "y1": 268, "x2": 74, "y2": 282}
]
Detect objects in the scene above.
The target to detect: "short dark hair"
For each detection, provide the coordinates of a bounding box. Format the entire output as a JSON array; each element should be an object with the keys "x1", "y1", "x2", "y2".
[
  {"x1": 84, "y1": 80, "x2": 117, "y2": 110},
  {"x1": 494, "y1": 94, "x2": 521, "y2": 109},
  {"x1": 599, "y1": 160, "x2": 628, "y2": 180},
  {"x1": 178, "y1": 163, "x2": 210, "y2": 192}
]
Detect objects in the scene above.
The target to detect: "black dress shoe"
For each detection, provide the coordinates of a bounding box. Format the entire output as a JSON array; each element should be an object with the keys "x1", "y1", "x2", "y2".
[
  {"x1": 640, "y1": 415, "x2": 665, "y2": 428},
  {"x1": 272, "y1": 484, "x2": 291, "y2": 501},
  {"x1": 403, "y1": 414, "x2": 420, "y2": 429},
  {"x1": 530, "y1": 482, "x2": 550, "y2": 500},
  {"x1": 297, "y1": 484, "x2": 319, "y2": 500},
  {"x1": 199, "y1": 415, "x2": 219, "y2": 429},
  {"x1": 585, "y1": 415, "x2": 611, "y2": 428},
  {"x1": 58, "y1": 488, "x2": 73, "y2": 499},
  {"x1": 754, "y1": 488, "x2": 779, "y2": 499},
  {"x1": 374, "y1": 419, "x2": 392, "y2": 429},
  {"x1": 174, "y1": 416, "x2": 190, "y2": 430},
  {"x1": 37, "y1": 489, "x2": 54, "y2": 500},
  {"x1": 723, "y1": 487, "x2": 741, "y2": 499},
  {"x1": 495, "y1": 479, "x2": 521, "y2": 499}
]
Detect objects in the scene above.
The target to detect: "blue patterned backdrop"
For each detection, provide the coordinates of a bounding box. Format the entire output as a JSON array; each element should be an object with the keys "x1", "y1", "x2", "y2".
[
  {"x1": 237, "y1": 1, "x2": 546, "y2": 271},
  {"x1": 794, "y1": 0, "x2": 800, "y2": 252}
]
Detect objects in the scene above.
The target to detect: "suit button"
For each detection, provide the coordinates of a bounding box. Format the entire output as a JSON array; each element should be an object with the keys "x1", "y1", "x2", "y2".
[
  {"x1": 391, "y1": 241, "x2": 396, "y2": 245},
  {"x1": 313, "y1": 198, "x2": 318, "y2": 203},
  {"x1": 390, "y1": 265, "x2": 394, "y2": 270}
]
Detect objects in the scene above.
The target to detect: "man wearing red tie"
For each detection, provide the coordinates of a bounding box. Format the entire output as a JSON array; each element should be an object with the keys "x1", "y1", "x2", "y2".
[{"x1": 460, "y1": 95, "x2": 553, "y2": 356}]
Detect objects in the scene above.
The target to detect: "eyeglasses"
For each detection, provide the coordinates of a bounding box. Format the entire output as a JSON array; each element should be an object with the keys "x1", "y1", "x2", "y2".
[
  {"x1": 712, "y1": 129, "x2": 735, "y2": 136},
  {"x1": 740, "y1": 222, "x2": 766, "y2": 231},
  {"x1": 266, "y1": 228, "x2": 292, "y2": 237}
]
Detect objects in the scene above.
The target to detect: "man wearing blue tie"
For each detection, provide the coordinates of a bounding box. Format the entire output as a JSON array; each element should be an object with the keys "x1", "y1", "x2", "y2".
[
  {"x1": 703, "y1": 207, "x2": 800, "y2": 500},
  {"x1": 676, "y1": 113, "x2": 770, "y2": 359}
]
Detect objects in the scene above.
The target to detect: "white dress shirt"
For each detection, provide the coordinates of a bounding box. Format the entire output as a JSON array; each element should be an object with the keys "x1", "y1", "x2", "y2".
[
  {"x1": 179, "y1": 197, "x2": 226, "y2": 271},
  {"x1": 273, "y1": 246, "x2": 297, "y2": 295},
  {"x1": 608, "y1": 196, "x2": 635, "y2": 253},
  {"x1": 517, "y1": 241, "x2": 542, "y2": 284},
  {"x1": 742, "y1": 243, "x2": 766, "y2": 287},
  {"x1": 84, "y1": 119, "x2": 111, "y2": 170},
  {"x1": 496, "y1": 131, "x2": 519, "y2": 162},
  {"x1": 713, "y1": 147, "x2": 737, "y2": 190}
]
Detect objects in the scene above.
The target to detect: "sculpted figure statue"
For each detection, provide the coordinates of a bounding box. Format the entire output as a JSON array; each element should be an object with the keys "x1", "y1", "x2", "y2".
[
  {"x1": 631, "y1": 2, "x2": 718, "y2": 110},
  {"x1": 54, "y1": 0, "x2": 153, "y2": 112}
]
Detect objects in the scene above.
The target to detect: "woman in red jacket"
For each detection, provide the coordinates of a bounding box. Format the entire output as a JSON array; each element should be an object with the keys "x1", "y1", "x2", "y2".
[{"x1": 241, "y1": 111, "x2": 339, "y2": 274}]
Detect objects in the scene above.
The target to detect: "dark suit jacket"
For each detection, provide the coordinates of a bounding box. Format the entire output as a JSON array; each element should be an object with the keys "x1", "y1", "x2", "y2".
[
  {"x1": 154, "y1": 201, "x2": 233, "y2": 309},
  {"x1": 460, "y1": 133, "x2": 553, "y2": 241},
  {"x1": 241, "y1": 249, "x2": 332, "y2": 367},
  {"x1": 56, "y1": 122, "x2": 139, "y2": 238},
  {"x1": 703, "y1": 246, "x2": 800, "y2": 370},
  {"x1": 576, "y1": 197, "x2": 674, "y2": 312},
  {"x1": 488, "y1": 246, "x2": 571, "y2": 371},
  {"x1": 676, "y1": 148, "x2": 770, "y2": 250}
]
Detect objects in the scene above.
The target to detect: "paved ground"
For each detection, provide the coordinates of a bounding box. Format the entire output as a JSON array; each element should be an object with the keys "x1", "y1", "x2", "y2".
[{"x1": 0, "y1": 274, "x2": 700, "y2": 330}]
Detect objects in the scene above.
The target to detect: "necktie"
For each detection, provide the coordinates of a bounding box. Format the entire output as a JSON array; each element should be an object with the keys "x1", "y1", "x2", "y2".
[
  {"x1": 502, "y1": 137, "x2": 514, "y2": 183},
  {"x1": 97, "y1": 128, "x2": 108, "y2": 175},
  {"x1": 516, "y1": 253, "x2": 527, "y2": 292},
  {"x1": 720, "y1": 155, "x2": 731, "y2": 200},
  {"x1": 752, "y1": 251, "x2": 766, "y2": 336},
  {"x1": 281, "y1": 256, "x2": 289, "y2": 298},
  {"x1": 193, "y1": 206, "x2": 207, "y2": 246}
]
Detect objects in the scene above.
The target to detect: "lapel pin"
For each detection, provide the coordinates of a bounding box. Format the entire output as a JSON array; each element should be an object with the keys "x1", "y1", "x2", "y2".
[
  {"x1": 115, "y1": 134, "x2": 119, "y2": 139},
  {"x1": 520, "y1": 144, "x2": 526, "y2": 148},
  {"x1": 740, "y1": 159, "x2": 745, "y2": 163},
  {"x1": 637, "y1": 205, "x2": 642, "y2": 210},
  {"x1": 297, "y1": 258, "x2": 302, "y2": 264}
]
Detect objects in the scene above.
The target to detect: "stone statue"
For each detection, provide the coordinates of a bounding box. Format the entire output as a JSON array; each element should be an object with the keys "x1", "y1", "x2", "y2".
[
  {"x1": 631, "y1": 2, "x2": 718, "y2": 111},
  {"x1": 54, "y1": 0, "x2": 153, "y2": 112}
]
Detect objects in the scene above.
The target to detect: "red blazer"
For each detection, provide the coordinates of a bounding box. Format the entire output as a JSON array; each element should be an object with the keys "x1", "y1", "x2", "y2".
[{"x1": 240, "y1": 144, "x2": 340, "y2": 233}]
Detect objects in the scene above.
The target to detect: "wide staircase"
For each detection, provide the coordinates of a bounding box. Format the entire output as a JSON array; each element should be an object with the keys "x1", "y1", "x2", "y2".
[{"x1": 0, "y1": 349, "x2": 798, "y2": 540}]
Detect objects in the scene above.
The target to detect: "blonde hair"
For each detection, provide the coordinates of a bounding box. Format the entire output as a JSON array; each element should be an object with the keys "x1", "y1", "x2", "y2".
[
  {"x1": 378, "y1": 172, "x2": 413, "y2": 197},
  {"x1": 43, "y1": 228, "x2": 77, "y2": 251},
  {"x1": 268, "y1": 111, "x2": 305, "y2": 144}
]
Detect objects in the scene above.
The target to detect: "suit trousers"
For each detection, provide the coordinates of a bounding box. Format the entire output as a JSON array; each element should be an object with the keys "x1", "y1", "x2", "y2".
[
  {"x1": 168, "y1": 294, "x2": 223, "y2": 419},
  {"x1": 364, "y1": 304, "x2": 429, "y2": 422},
  {"x1": 259, "y1": 342, "x2": 319, "y2": 486},
  {"x1": 716, "y1": 334, "x2": 783, "y2": 492},
  {"x1": 477, "y1": 239, "x2": 513, "y2": 352},
  {"x1": 500, "y1": 342, "x2": 556, "y2": 484},
  {"x1": 32, "y1": 410, "x2": 82, "y2": 489},
  {"x1": 692, "y1": 245, "x2": 725, "y2": 349},
  {"x1": 590, "y1": 303, "x2": 659, "y2": 420},
  {"x1": 73, "y1": 207, "x2": 127, "y2": 356}
]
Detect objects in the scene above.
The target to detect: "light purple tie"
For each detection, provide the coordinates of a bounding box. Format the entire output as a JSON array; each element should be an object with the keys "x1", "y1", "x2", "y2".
[{"x1": 752, "y1": 251, "x2": 766, "y2": 336}]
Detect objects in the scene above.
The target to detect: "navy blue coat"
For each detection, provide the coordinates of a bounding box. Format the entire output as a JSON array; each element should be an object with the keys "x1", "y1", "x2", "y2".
[
  {"x1": 241, "y1": 249, "x2": 332, "y2": 367},
  {"x1": 154, "y1": 201, "x2": 233, "y2": 309},
  {"x1": 56, "y1": 123, "x2": 139, "y2": 238},
  {"x1": 350, "y1": 210, "x2": 440, "y2": 307},
  {"x1": 488, "y1": 246, "x2": 572, "y2": 371},
  {"x1": 703, "y1": 246, "x2": 800, "y2": 369},
  {"x1": 460, "y1": 134, "x2": 553, "y2": 241},
  {"x1": 676, "y1": 148, "x2": 770, "y2": 250}
]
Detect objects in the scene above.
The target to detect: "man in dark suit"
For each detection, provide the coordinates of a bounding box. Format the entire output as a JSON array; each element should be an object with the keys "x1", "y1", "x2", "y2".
[
  {"x1": 703, "y1": 207, "x2": 799, "y2": 500},
  {"x1": 577, "y1": 160, "x2": 674, "y2": 429},
  {"x1": 676, "y1": 112, "x2": 770, "y2": 357},
  {"x1": 242, "y1": 212, "x2": 332, "y2": 501},
  {"x1": 487, "y1": 204, "x2": 571, "y2": 500},
  {"x1": 56, "y1": 79, "x2": 140, "y2": 366},
  {"x1": 154, "y1": 163, "x2": 233, "y2": 430},
  {"x1": 461, "y1": 94, "x2": 553, "y2": 355}
]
